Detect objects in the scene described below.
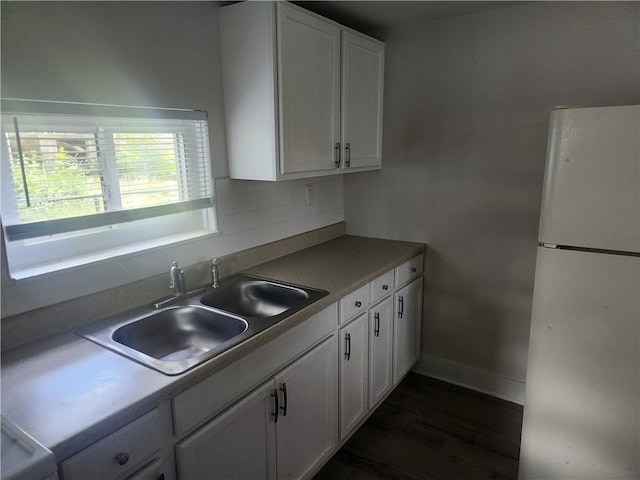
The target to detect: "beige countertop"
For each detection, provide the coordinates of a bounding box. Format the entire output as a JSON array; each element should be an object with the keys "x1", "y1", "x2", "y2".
[{"x1": 1, "y1": 235, "x2": 425, "y2": 462}]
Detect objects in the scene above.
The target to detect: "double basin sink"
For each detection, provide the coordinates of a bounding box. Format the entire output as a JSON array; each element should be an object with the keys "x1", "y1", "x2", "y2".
[{"x1": 78, "y1": 274, "x2": 328, "y2": 375}]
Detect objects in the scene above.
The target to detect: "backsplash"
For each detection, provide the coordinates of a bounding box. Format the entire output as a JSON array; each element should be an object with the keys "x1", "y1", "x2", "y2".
[{"x1": 215, "y1": 176, "x2": 344, "y2": 255}]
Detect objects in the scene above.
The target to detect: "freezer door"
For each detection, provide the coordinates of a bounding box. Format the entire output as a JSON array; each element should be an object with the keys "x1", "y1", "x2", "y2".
[
  {"x1": 538, "y1": 105, "x2": 640, "y2": 253},
  {"x1": 519, "y1": 247, "x2": 639, "y2": 479}
]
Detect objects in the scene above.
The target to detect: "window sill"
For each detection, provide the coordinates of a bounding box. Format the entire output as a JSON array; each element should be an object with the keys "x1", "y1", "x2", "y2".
[{"x1": 9, "y1": 230, "x2": 219, "y2": 280}]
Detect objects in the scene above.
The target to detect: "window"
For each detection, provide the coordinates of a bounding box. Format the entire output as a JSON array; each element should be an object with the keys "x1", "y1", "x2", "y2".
[{"x1": 1, "y1": 100, "x2": 216, "y2": 278}]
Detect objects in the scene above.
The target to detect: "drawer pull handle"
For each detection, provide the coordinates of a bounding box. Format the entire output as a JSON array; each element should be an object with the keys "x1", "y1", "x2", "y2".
[
  {"x1": 411, "y1": 267, "x2": 417, "y2": 273},
  {"x1": 115, "y1": 453, "x2": 130, "y2": 466},
  {"x1": 374, "y1": 312, "x2": 380, "y2": 337},
  {"x1": 382, "y1": 285, "x2": 389, "y2": 291},
  {"x1": 398, "y1": 296, "x2": 404, "y2": 318},
  {"x1": 355, "y1": 300, "x2": 362, "y2": 308}
]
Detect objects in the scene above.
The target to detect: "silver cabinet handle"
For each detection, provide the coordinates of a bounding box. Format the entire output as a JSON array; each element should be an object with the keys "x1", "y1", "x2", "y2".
[
  {"x1": 411, "y1": 267, "x2": 417, "y2": 273},
  {"x1": 374, "y1": 312, "x2": 380, "y2": 337},
  {"x1": 334, "y1": 142, "x2": 341, "y2": 168},
  {"x1": 355, "y1": 300, "x2": 362, "y2": 308},
  {"x1": 398, "y1": 296, "x2": 404, "y2": 318},
  {"x1": 382, "y1": 285, "x2": 389, "y2": 291},
  {"x1": 344, "y1": 332, "x2": 351, "y2": 360},
  {"x1": 345, "y1": 142, "x2": 351, "y2": 168},
  {"x1": 279, "y1": 382, "x2": 288, "y2": 417}
]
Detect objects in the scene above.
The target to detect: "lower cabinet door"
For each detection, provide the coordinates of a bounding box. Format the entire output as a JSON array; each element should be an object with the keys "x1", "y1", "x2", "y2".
[
  {"x1": 274, "y1": 337, "x2": 337, "y2": 480},
  {"x1": 339, "y1": 313, "x2": 369, "y2": 440},
  {"x1": 176, "y1": 381, "x2": 277, "y2": 480},
  {"x1": 393, "y1": 277, "x2": 423, "y2": 384},
  {"x1": 369, "y1": 297, "x2": 393, "y2": 406}
]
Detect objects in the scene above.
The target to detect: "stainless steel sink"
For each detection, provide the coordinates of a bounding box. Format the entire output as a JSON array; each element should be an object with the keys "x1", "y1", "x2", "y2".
[
  {"x1": 77, "y1": 274, "x2": 328, "y2": 375},
  {"x1": 112, "y1": 306, "x2": 248, "y2": 361},
  {"x1": 200, "y1": 278, "x2": 310, "y2": 318},
  {"x1": 79, "y1": 306, "x2": 249, "y2": 375}
]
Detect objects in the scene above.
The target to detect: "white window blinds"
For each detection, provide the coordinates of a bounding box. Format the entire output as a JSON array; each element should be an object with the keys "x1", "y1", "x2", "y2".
[{"x1": 1, "y1": 100, "x2": 213, "y2": 241}]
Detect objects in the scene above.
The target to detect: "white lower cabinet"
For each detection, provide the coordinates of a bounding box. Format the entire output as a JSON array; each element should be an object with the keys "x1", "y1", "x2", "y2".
[
  {"x1": 274, "y1": 337, "x2": 337, "y2": 479},
  {"x1": 175, "y1": 381, "x2": 277, "y2": 480},
  {"x1": 393, "y1": 277, "x2": 424, "y2": 384},
  {"x1": 171, "y1": 255, "x2": 423, "y2": 479},
  {"x1": 368, "y1": 296, "x2": 394, "y2": 407},
  {"x1": 176, "y1": 336, "x2": 337, "y2": 480},
  {"x1": 338, "y1": 313, "x2": 368, "y2": 440}
]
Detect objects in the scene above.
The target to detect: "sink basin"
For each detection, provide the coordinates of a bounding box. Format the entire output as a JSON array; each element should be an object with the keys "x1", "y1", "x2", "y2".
[
  {"x1": 77, "y1": 274, "x2": 328, "y2": 375},
  {"x1": 112, "y1": 306, "x2": 248, "y2": 361},
  {"x1": 200, "y1": 279, "x2": 310, "y2": 318},
  {"x1": 78, "y1": 306, "x2": 250, "y2": 375}
]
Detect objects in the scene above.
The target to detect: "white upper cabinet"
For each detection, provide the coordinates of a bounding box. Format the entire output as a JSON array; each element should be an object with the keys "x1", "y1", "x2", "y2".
[
  {"x1": 220, "y1": 2, "x2": 384, "y2": 181},
  {"x1": 277, "y1": 4, "x2": 341, "y2": 175},
  {"x1": 341, "y1": 30, "x2": 385, "y2": 171}
]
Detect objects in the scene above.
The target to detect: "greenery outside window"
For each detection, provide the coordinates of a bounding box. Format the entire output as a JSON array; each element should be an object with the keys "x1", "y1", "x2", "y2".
[{"x1": 1, "y1": 100, "x2": 216, "y2": 279}]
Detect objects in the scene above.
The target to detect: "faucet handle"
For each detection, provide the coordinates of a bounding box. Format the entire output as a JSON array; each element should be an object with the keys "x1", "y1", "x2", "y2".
[{"x1": 211, "y1": 258, "x2": 221, "y2": 266}]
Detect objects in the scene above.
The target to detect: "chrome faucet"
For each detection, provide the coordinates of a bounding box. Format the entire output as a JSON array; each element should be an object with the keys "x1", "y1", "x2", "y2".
[
  {"x1": 211, "y1": 258, "x2": 221, "y2": 289},
  {"x1": 170, "y1": 261, "x2": 187, "y2": 296},
  {"x1": 152, "y1": 261, "x2": 203, "y2": 309}
]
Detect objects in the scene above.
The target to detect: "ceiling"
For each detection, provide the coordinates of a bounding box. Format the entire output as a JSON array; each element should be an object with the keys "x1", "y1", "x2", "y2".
[{"x1": 291, "y1": 1, "x2": 526, "y2": 32}]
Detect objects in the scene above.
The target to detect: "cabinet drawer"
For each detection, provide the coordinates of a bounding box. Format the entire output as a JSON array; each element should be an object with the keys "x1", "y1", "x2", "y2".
[
  {"x1": 60, "y1": 409, "x2": 160, "y2": 480},
  {"x1": 394, "y1": 254, "x2": 424, "y2": 288},
  {"x1": 339, "y1": 284, "x2": 370, "y2": 324},
  {"x1": 369, "y1": 270, "x2": 394, "y2": 304}
]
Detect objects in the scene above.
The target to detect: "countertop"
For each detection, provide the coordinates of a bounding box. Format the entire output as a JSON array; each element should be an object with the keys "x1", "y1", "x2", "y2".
[{"x1": 1, "y1": 235, "x2": 425, "y2": 462}]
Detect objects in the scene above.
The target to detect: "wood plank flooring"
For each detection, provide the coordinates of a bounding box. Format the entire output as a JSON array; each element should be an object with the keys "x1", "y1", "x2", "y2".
[{"x1": 314, "y1": 373, "x2": 523, "y2": 480}]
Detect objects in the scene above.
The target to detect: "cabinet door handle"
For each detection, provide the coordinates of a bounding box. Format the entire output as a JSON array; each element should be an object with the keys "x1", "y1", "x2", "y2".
[
  {"x1": 355, "y1": 300, "x2": 362, "y2": 308},
  {"x1": 382, "y1": 284, "x2": 389, "y2": 291},
  {"x1": 344, "y1": 332, "x2": 351, "y2": 360},
  {"x1": 114, "y1": 453, "x2": 130, "y2": 466},
  {"x1": 374, "y1": 312, "x2": 380, "y2": 337},
  {"x1": 279, "y1": 382, "x2": 288, "y2": 417},
  {"x1": 334, "y1": 142, "x2": 341, "y2": 168},
  {"x1": 271, "y1": 389, "x2": 279, "y2": 423},
  {"x1": 411, "y1": 267, "x2": 417, "y2": 273},
  {"x1": 398, "y1": 296, "x2": 404, "y2": 319},
  {"x1": 345, "y1": 142, "x2": 351, "y2": 168}
]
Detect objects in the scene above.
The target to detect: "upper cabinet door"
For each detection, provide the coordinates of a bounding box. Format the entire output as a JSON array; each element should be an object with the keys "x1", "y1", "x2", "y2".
[
  {"x1": 341, "y1": 30, "x2": 385, "y2": 171},
  {"x1": 277, "y1": 3, "x2": 341, "y2": 175}
]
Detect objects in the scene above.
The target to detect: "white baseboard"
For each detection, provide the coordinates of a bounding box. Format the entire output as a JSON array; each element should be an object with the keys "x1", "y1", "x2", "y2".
[{"x1": 413, "y1": 355, "x2": 526, "y2": 405}]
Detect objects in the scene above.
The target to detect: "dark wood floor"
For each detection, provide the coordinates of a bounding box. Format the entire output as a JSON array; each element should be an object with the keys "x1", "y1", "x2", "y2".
[{"x1": 314, "y1": 373, "x2": 523, "y2": 480}]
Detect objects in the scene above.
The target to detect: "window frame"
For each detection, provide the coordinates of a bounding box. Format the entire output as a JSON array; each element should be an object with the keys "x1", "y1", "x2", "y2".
[{"x1": 1, "y1": 99, "x2": 217, "y2": 279}]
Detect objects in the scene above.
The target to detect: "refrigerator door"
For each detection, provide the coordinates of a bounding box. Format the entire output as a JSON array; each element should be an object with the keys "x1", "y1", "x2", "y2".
[
  {"x1": 538, "y1": 105, "x2": 640, "y2": 253},
  {"x1": 519, "y1": 247, "x2": 639, "y2": 479}
]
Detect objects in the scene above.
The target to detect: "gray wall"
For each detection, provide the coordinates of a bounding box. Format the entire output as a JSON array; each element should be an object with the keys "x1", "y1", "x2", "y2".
[{"x1": 344, "y1": 1, "x2": 640, "y2": 401}]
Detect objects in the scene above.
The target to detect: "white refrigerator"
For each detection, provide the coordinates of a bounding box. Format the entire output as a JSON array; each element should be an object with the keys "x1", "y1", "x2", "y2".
[{"x1": 519, "y1": 105, "x2": 640, "y2": 479}]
